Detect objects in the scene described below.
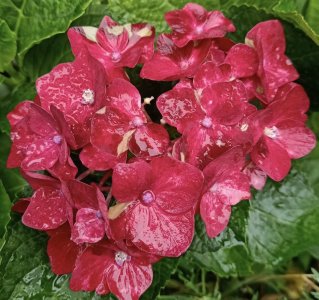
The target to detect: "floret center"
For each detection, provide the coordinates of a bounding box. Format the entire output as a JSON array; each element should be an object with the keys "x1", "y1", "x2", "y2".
[
  {"x1": 81, "y1": 89, "x2": 95, "y2": 105},
  {"x1": 201, "y1": 116, "x2": 213, "y2": 128},
  {"x1": 115, "y1": 251, "x2": 130, "y2": 266},
  {"x1": 52, "y1": 135, "x2": 62, "y2": 144},
  {"x1": 141, "y1": 190, "x2": 155, "y2": 204},
  {"x1": 111, "y1": 51, "x2": 122, "y2": 62}
]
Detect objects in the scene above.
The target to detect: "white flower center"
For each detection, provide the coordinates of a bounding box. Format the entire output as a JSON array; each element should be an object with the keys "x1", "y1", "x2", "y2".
[
  {"x1": 81, "y1": 89, "x2": 95, "y2": 105},
  {"x1": 132, "y1": 116, "x2": 144, "y2": 128},
  {"x1": 264, "y1": 126, "x2": 278, "y2": 139},
  {"x1": 142, "y1": 190, "x2": 155, "y2": 204},
  {"x1": 52, "y1": 135, "x2": 62, "y2": 144},
  {"x1": 201, "y1": 117, "x2": 213, "y2": 129},
  {"x1": 111, "y1": 51, "x2": 122, "y2": 62},
  {"x1": 115, "y1": 251, "x2": 130, "y2": 266}
]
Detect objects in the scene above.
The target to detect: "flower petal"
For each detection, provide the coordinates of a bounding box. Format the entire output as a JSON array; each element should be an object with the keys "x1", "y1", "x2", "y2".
[
  {"x1": 22, "y1": 187, "x2": 68, "y2": 230},
  {"x1": 200, "y1": 191, "x2": 231, "y2": 237}
]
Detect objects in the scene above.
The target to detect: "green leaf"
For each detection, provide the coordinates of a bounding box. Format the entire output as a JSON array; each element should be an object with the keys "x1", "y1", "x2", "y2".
[
  {"x1": 186, "y1": 206, "x2": 254, "y2": 277},
  {"x1": 0, "y1": 18, "x2": 16, "y2": 72},
  {"x1": 221, "y1": 0, "x2": 319, "y2": 45},
  {"x1": 0, "y1": 81, "x2": 35, "y2": 134},
  {"x1": 22, "y1": 34, "x2": 74, "y2": 82},
  {"x1": 107, "y1": 0, "x2": 219, "y2": 33},
  {"x1": 0, "y1": 133, "x2": 26, "y2": 199},
  {"x1": 0, "y1": 0, "x2": 93, "y2": 59},
  {"x1": 0, "y1": 181, "x2": 11, "y2": 257},
  {"x1": 246, "y1": 168, "x2": 319, "y2": 267},
  {"x1": 141, "y1": 258, "x2": 179, "y2": 299},
  {"x1": 0, "y1": 215, "x2": 111, "y2": 299}
]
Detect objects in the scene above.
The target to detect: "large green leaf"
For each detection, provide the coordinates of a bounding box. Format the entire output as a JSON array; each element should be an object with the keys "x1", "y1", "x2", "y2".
[
  {"x1": 0, "y1": 181, "x2": 11, "y2": 256},
  {"x1": 0, "y1": 19, "x2": 16, "y2": 72},
  {"x1": 187, "y1": 163, "x2": 319, "y2": 276},
  {"x1": 107, "y1": 0, "x2": 219, "y2": 33},
  {"x1": 0, "y1": 0, "x2": 93, "y2": 59},
  {"x1": 185, "y1": 205, "x2": 254, "y2": 277},
  {"x1": 246, "y1": 168, "x2": 319, "y2": 267},
  {"x1": 141, "y1": 258, "x2": 179, "y2": 299},
  {"x1": 221, "y1": 0, "x2": 319, "y2": 45}
]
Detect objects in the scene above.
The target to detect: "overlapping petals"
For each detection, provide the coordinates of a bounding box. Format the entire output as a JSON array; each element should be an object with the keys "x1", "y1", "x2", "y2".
[{"x1": 7, "y1": 5, "x2": 316, "y2": 300}]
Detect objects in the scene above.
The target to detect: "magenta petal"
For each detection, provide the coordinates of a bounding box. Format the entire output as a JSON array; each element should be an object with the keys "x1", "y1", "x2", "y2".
[
  {"x1": 127, "y1": 204, "x2": 195, "y2": 257},
  {"x1": 112, "y1": 161, "x2": 152, "y2": 202},
  {"x1": 48, "y1": 156, "x2": 78, "y2": 180},
  {"x1": 224, "y1": 43, "x2": 258, "y2": 78},
  {"x1": 151, "y1": 156, "x2": 204, "y2": 214},
  {"x1": 20, "y1": 170, "x2": 59, "y2": 190},
  {"x1": 106, "y1": 78, "x2": 143, "y2": 115},
  {"x1": 7, "y1": 101, "x2": 32, "y2": 127},
  {"x1": 200, "y1": 191, "x2": 231, "y2": 238},
  {"x1": 211, "y1": 171, "x2": 251, "y2": 205},
  {"x1": 129, "y1": 123, "x2": 170, "y2": 157},
  {"x1": 70, "y1": 244, "x2": 112, "y2": 293},
  {"x1": 276, "y1": 120, "x2": 316, "y2": 159},
  {"x1": 251, "y1": 136, "x2": 291, "y2": 181},
  {"x1": 80, "y1": 144, "x2": 125, "y2": 171},
  {"x1": 193, "y1": 62, "x2": 232, "y2": 89},
  {"x1": 66, "y1": 180, "x2": 99, "y2": 210},
  {"x1": 22, "y1": 187, "x2": 67, "y2": 230},
  {"x1": 106, "y1": 260, "x2": 152, "y2": 300},
  {"x1": 157, "y1": 85, "x2": 203, "y2": 133},
  {"x1": 21, "y1": 138, "x2": 60, "y2": 171},
  {"x1": 47, "y1": 224, "x2": 79, "y2": 274},
  {"x1": 201, "y1": 81, "x2": 248, "y2": 125},
  {"x1": 244, "y1": 162, "x2": 267, "y2": 191},
  {"x1": 71, "y1": 208, "x2": 105, "y2": 244},
  {"x1": 246, "y1": 20, "x2": 299, "y2": 102}
]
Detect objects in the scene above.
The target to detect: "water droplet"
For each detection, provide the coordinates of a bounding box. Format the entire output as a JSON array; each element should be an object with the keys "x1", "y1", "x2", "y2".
[{"x1": 264, "y1": 126, "x2": 278, "y2": 139}]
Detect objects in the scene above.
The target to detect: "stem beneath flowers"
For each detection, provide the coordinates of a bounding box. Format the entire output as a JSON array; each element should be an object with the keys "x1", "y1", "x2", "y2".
[{"x1": 76, "y1": 169, "x2": 93, "y2": 181}]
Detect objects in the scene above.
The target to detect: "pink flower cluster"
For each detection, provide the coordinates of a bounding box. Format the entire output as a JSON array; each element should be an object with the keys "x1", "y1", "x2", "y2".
[{"x1": 7, "y1": 3, "x2": 316, "y2": 300}]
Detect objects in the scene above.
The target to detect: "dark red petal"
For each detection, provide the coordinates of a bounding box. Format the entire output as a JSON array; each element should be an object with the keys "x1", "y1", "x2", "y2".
[
  {"x1": 20, "y1": 170, "x2": 59, "y2": 190},
  {"x1": 80, "y1": 144, "x2": 125, "y2": 171},
  {"x1": 129, "y1": 123, "x2": 170, "y2": 157},
  {"x1": 66, "y1": 180, "x2": 99, "y2": 210},
  {"x1": 7, "y1": 101, "x2": 32, "y2": 127},
  {"x1": 246, "y1": 20, "x2": 299, "y2": 102},
  {"x1": 11, "y1": 199, "x2": 30, "y2": 213},
  {"x1": 201, "y1": 81, "x2": 248, "y2": 125},
  {"x1": 276, "y1": 120, "x2": 316, "y2": 159},
  {"x1": 126, "y1": 204, "x2": 195, "y2": 257},
  {"x1": 251, "y1": 136, "x2": 291, "y2": 181},
  {"x1": 36, "y1": 51, "x2": 107, "y2": 147},
  {"x1": 90, "y1": 107, "x2": 130, "y2": 154},
  {"x1": 47, "y1": 224, "x2": 80, "y2": 274},
  {"x1": 71, "y1": 208, "x2": 105, "y2": 244},
  {"x1": 112, "y1": 161, "x2": 152, "y2": 202},
  {"x1": 21, "y1": 139, "x2": 60, "y2": 171},
  {"x1": 151, "y1": 156, "x2": 204, "y2": 214},
  {"x1": 157, "y1": 85, "x2": 203, "y2": 133},
  {"x1": 224, "y1": 44, "x2": 258, "y2": 78},
  {"x1": 70, "y1": 244, "x2": 112, "y2": 293},
  {"x1": 106, "y1": 260, "x2": 152, "y2": 300},
  {"x1": 200, "y1": 191, "x2": 231, "y2": 238},
  {"x1": 203, "y1": 146, "x2": 246, "y2": 189},
  {"x1": 193, "y1": 62, "x2": 232, "y2": 90},
  {"x1": 22, "y1": 187, "x2": 67, "y2": 230},
  {"x1": 48, "y1": 156, "x2": 78, "y2": 181},
  {"x1": 211, "y1": 171, "x2": 251, "y2": 205}
]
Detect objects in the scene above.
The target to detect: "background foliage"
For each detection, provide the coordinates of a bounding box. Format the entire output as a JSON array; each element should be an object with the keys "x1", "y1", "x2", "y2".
[{"x1": 0, "y1": 0, "x2": 319, "y2": 299}]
